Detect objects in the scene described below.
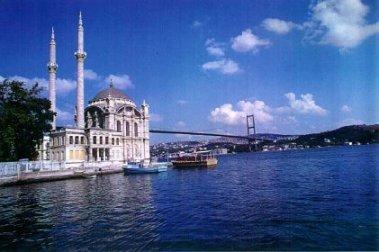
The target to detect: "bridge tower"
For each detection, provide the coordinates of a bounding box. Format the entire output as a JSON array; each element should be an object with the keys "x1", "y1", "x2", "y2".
[{"x1": 246, "y1": 114, "x2": 256, "y2": 151}]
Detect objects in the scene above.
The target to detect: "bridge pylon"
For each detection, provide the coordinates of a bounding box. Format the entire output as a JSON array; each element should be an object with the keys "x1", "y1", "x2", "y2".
[{"x1": 246, "y1": 114, "x2": 256, "y2": 151}]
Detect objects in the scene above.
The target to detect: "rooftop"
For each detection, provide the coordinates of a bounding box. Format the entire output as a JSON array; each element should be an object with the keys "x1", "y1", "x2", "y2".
[{"x1": 92, "y1": 81, "x2": 130, "y2": 102}]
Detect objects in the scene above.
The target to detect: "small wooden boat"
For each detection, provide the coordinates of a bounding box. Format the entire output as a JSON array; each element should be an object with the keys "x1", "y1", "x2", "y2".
[
  {"x1": 172, "y1": 153, "x2": 218, "y2": 169},
  {"x1": 123, "y1": 162, "x2": 168, "y2": 174}
]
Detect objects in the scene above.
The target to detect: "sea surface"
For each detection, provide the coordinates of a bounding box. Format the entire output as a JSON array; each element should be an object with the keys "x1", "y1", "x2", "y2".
[{"x1": 0, "y1": 145, "x2": 378, "y2": 250}]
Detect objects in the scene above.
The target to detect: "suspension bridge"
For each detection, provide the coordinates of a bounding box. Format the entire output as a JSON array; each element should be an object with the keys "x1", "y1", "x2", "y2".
[{"x1": 149, "y1": 115, "x2": 259, "y2": 142}]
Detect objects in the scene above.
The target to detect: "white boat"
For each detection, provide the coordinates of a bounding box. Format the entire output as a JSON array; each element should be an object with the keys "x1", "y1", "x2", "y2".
[{"x1": 123, "y1": 162, "x2": 168, "y2": 174}]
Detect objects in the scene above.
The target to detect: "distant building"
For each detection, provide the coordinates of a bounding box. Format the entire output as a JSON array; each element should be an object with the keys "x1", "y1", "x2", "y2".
[
  {"x1": 211, "y1": 148, "x2": 228, "y2": 155},
  {"x1": 39, "y1": 13, "x2": 150, "y2": 163}
]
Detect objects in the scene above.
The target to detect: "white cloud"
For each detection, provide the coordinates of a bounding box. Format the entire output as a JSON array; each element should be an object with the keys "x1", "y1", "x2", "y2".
[
  {"x1": 150, "y1": 113, "x2": 163, "y2": 122},
  {"x1": 176, "y1": 121, "x2": 186, "y2": 127},
  {"x1": 305, "y1": 0, "x2": 379, "y2": 49},
  {"x1": 284, "y1": 92, "x2": 328, "y2": 115},
  {"x1": 56, "y1": 78, "x2": 76, "y2": 93},
  {"x1": 0, "y1": 75, "x2": 5, "y2": 82},
  {"x1": 56, "y1": 107, "x2": 73, "y2": 122},
  {"x1": 192, "y1": 20, "x2": 203, "y2": 27},
  {"x1": 238, "y1": 100, "x2": 274, "y2": 123},
  {"x1": 202, "y1": 59, "x2": 241, "y2": 75},
  {"x1": 177, "y1": 100, "x2": 188, "y2": 106},
  {"x1": 210, "y1": 104, "x2": 242, "y2": 125},
  {"x1": 209, "y1": 93, "x2": 329, "y2": 132},
  {"x1": 7, "y1": 75, "x2": 76, "y2": 94},
  {"x1": 3, "y1": 72, "x2": 134, "y2": 95},
  {"x1": 286, "y1": 116, "x2": 297, "y2": 123},
  {"x1": 262, "y1": 18, "x2": 298, "y2": 34},
  {"x1": 205, "y1": 38, "x2": 225, "y2": 57},
  {"x1": 84, "y1": 69, "x2": 99, "y2": 80},
  {"x1": 8, "y1": 75, "x2": 47, "y2": 88},
  {"x1": 105, "y1": 74, "x2": 133, "y2": 89},
  {"x1": 231, "y1": 29, "x2": 271, "y2": 53},
  {"x1": 341, "y1": 104, "x2": 351, "y2": 112},
  {"x1": 210, "y1": 100, "x2": 273, "y2": 125}
]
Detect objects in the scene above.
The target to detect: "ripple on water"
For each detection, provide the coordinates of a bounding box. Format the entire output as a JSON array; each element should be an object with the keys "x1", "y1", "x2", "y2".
[{"x1": 0, "y1": 145, "x2": 378, "y2": 250}]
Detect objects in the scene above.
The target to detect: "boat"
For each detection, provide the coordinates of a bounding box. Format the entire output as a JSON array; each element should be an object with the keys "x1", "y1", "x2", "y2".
[
  {"x1": 151, "y1": 161, "x2": 173, "y2": 168},
  {"x1": 172, "y1": 153, "x2": 218, "y2": 169},
  {"x1": 123, "y1": 162, "x2": 168, "y2": 174}
]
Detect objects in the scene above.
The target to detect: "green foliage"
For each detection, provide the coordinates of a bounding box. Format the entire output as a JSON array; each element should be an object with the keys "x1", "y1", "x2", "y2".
[
  {"x1": 0, "y1": 80, "x2": 54, "y2": 161},
  {"x1": 294, "y1": 125, "x2": 379, "y2": 146}
]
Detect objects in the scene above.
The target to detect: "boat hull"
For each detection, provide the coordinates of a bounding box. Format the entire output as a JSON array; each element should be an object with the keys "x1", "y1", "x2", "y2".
[
  {"x1": 172, "y1": 158, "x2": 218, "y2": 169},
  {"x1": 123, "y1": 163, "x2": 168, "y2": 174}
]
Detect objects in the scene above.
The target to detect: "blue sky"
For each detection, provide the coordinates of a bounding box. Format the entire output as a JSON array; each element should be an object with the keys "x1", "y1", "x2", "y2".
[{"x1": 0, "y1": 0, "x2": 378, "y2": 143}]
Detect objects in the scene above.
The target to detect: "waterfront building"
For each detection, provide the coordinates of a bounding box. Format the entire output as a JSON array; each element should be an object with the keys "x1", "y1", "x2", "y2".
[
  {"x1": 40, "y1": 13, "x2": 150, "y2": 163},
  {"x1": 211, "y1": 148, "x2": 228, "y2": 155}
]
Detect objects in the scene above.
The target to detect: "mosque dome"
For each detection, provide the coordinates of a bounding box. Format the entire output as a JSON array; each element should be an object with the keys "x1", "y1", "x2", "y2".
[{"x1": 92, "y1": 82, "x2": 130, "y2": 102}]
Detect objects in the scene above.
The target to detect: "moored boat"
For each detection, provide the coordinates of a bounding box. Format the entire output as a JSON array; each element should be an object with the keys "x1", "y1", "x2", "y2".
[
  {"x1": 123, "y1": 162, "x2": 168, "y2": 174},
  {"x1": 172, "y1": 153, "x2": 218, "y2": 169}
]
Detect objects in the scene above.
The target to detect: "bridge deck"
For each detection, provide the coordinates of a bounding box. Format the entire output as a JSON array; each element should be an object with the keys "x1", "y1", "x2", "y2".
[{"x1": 149, "y1": 129, "x2": 257, "y2": 140}]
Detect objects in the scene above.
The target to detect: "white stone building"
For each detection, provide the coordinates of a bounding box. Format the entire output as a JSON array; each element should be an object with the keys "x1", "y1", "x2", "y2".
[{"x1": 41, "y1": 13, "x2": 150, "y2": 164}]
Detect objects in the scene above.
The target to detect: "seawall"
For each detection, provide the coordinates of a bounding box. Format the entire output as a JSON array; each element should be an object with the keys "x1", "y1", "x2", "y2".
[{"x1": 0, "y1": 161, "x2": 124, "y2": 186}]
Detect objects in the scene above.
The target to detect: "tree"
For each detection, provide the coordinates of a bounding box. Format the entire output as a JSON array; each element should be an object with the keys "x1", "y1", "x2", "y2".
[{"x1": 0, "y1": 80, "x2": 54, "y2": 161}]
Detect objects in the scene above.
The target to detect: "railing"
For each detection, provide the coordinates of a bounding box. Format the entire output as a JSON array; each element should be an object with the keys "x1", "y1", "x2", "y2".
[
  {"x1": 0, "y1": 162, "x2": 19, "y2": 177},
  {"x1": 0, "y1": 160, "x2": 124, "y2": 179},
  {"x1": 0, "y1": 161, "x2": 66, "y2": 178}
]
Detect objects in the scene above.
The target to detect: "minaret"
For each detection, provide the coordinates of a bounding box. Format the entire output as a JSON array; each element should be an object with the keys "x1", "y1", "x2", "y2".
[
  {"x1": 47, "y1": 27, "x2": 58, "y2": 130},
  {"x1": 75, "y1": 11, "x2": 86, "y2": 128}
]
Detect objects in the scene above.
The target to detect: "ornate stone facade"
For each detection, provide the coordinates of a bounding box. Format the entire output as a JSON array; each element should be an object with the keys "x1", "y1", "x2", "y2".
[
  {"x1": 84, "y1": 84, "x2": 150, "y2": 162},
  {"x1": 43, "y1": 13, "x2": 150, "y2": 164},
  {"x1": 48, "y1": 87, "x2": 150, "y2": 163}
]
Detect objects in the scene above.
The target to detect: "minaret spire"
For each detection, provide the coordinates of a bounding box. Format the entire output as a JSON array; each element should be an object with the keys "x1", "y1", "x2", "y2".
[
  {"x1": 48, "y1": 26, "x2": 58, "y2": 130},
  {"x1": 79, "y1": 11, "x2": 82, "y2": 26},
  {"x1": 75, "y1": 11, "x2": 86, "y2": 128}
]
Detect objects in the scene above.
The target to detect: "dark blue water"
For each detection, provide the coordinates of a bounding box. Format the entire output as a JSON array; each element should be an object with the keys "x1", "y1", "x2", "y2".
[{"x1": 0, "y1": 145, "x2": 378, "y2": 250}]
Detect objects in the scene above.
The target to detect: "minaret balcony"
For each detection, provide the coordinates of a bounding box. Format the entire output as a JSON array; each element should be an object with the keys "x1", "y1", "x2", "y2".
[
  {"x1": 47, "y1": 63, "x2": 58, "y2": 72},
  {"x1": 75, "y1": 51, "x2": 87, "y2": 60}
]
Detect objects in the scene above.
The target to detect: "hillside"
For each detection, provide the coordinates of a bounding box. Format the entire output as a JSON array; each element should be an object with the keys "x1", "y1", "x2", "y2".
[{"x1": 293, "y1": 124, "x2": 379, "y2": 146}]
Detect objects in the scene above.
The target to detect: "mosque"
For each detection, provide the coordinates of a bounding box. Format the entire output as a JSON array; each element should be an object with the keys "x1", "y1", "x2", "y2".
[{"x1": 41, "y1": 13, "x2": 150, "y2": 164}]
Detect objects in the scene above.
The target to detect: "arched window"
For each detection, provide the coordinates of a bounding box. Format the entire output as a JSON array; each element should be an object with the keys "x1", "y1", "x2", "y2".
[
  {"x1": 125, "y1": 122, "x2": 130, "y2": 136},
  {"x1": 134, "y1": 122, "x2": 138, "y2": 137},
  {"x1": 117, "y1": 121, "x2": 121, "y2": 132}
]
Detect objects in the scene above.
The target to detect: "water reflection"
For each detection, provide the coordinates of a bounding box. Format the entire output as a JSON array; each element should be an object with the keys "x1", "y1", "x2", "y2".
[
  {"x1": 0, "y1": 145, "x2": 378, "y2": 250},
  {"x1": 0, "y1": 172, "x2": 162, "y2": 250}
]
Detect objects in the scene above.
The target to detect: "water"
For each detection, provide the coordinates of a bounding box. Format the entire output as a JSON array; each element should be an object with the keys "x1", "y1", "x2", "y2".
[{"x1": 0, "y1": 145, "x2": 378, "y2": 250}]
